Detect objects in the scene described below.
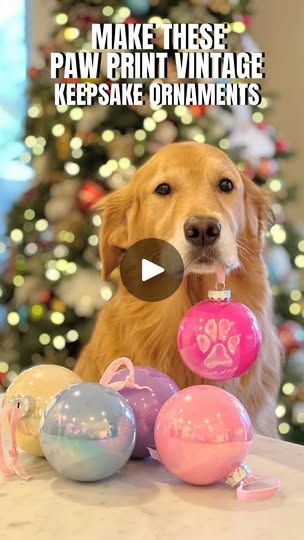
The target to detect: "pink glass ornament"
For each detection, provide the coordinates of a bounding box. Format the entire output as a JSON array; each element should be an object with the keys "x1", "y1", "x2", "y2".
[
  {"x1": 154, "y1": 385, "x2": 253, "y2": 485},
  {"x1": 177, "y1": 291, "x2": 261, "y2": 380}
]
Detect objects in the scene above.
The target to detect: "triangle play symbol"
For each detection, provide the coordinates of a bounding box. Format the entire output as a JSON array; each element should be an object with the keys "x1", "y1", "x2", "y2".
[{"x1": 141, "y1": 258, "x2": 165, "y2": 282}]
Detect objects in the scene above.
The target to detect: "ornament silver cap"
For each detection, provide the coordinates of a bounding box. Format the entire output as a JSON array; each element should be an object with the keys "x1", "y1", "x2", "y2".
[
  {"x1": 226, "y1": 463, "x2": 252, "y2": 488},
  {"x1": 9, "y1": 395, "x2": 34, "y2": 418},
  {"x1": 208, "y1": 288, "x2": 231, "y2": 301}
]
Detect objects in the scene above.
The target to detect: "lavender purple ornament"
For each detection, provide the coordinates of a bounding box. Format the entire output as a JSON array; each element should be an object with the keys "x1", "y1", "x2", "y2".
[{"x1": 100, "y1": 359, "x2": 179, "y2": 458}]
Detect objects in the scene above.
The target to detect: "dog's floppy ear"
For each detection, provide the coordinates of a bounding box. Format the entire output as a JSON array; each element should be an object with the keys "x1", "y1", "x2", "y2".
[
  {"x1": 97, "y1": 186, "x2": 134, "y2": 279},
  {"x1": 241, "y1": 171, "x2": 274, "y2": 244}
]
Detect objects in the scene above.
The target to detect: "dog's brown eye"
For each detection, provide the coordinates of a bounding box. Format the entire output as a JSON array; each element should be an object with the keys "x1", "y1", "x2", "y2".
[
  {"x1": 219, "y1": 178, "x2": 234, "y2": 193},
  {"x1": 155, "y1": 183, "x2": 171, "y2": 195}
]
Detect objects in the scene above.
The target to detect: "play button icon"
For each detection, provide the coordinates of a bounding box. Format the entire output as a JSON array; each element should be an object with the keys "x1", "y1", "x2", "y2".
[
  {"x1": 141, "y1": 259, "x2": 164, "y2": 282},
  {"x1": 120, "y1": 238, "x2": 184, "y2": 302}
]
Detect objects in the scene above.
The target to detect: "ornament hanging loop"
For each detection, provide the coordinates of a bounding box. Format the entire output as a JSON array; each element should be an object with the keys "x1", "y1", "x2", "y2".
[
  {"x1": 0, "y1": 398, "x2": 31, "y2": 480},
  {"x1": 210, "y1": 264, "x2": 230, "y2": 301},
  {"x1": 215, "y1": 281, "x2": 226, "y2": 291},
  {"x1": 99, "y1": 357, "x2": 152, "y2": 393},
  {"x1": 226, "y1": 463, "x2": 280, "y2": 501}
]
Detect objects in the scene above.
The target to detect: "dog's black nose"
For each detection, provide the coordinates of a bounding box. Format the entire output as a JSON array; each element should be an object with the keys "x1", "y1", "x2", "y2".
[{"x1": 184, "y1": 216, "x2": 221, "y2": 247}]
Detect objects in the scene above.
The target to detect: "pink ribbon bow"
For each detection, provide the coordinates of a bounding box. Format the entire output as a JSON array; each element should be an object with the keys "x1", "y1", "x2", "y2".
[
  {"x1": 148, "y1": 450, "x2": 280, "y2": 501},
  {"x1": 236, "y1": 473, "x2": 281, "y2": 501},
  {"x1": 99, "y1": 357, "x2": 152, "y2": 393},
  {"x1": 0, "y1": 401, "x2": 30, "y2": 480}
]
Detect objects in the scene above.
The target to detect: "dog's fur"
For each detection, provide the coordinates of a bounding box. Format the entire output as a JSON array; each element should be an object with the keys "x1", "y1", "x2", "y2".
[{"x1": 75, "y1": 142, "x2": 281, "y2": 436}]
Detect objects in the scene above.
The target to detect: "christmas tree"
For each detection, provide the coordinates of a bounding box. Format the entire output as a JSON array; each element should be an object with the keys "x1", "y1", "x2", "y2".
[{"x1": 1, "y1": 0, "x2": 304, "y2": 443}]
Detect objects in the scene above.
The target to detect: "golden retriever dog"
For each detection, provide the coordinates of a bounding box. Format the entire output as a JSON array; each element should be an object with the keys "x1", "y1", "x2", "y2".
[{"x1": 75, "y1": 142, "x2": 281, "y2": 436}]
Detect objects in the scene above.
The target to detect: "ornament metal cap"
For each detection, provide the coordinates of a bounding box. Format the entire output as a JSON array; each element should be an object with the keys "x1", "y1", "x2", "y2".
[
  {"x1": 226, "y1": 463, "x2": 252, "y2": 488},
  {"x1": 9, "y1": 395, "x2": 34, "y2": 418},
  {"x1": 208, "y1": 288, "x2": 231, "y2": 301}
]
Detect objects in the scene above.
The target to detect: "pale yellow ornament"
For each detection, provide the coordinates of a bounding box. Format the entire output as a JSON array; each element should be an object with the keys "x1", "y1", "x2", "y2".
[{"x1": 3, "y1": 365, "x2": 81, "y2": 456}]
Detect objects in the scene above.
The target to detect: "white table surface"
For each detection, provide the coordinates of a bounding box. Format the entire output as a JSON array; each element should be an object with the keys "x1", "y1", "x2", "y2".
[{"x1": 0, "y1": 435, "x2": 303, "y2": 540}]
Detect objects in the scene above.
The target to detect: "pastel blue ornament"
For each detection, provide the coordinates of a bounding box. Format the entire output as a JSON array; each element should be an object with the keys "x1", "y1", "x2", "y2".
[
  {"x1": 39, "y1": 383, "x2": 136, "y2": 482},
  {"x1": 19, "y1": 305, "x2": 29, "y2": 322},
  {"x1": 125, "y1": 0, "x2": 150, "y2": 17},
  {"x1": 287, "y1": 350, "x2": 304, "y2": 380},
  {"x1": 264, "y1": 245, "x2": 291, "y2": 284}
]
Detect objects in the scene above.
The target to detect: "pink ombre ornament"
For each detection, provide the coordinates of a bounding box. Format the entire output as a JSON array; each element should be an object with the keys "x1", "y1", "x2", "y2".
[
  {"x1": 177, "y1": 288, "x2": 261, "y2": 380},
  {"x1": 154, "y1": 385, "x2": 253, "y2": 486}
]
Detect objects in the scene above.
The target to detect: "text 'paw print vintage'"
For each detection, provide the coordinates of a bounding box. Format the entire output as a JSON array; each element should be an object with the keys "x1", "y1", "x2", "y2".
[{"x1": 177, "y1": 289, "x2": 262, "y2": 381}]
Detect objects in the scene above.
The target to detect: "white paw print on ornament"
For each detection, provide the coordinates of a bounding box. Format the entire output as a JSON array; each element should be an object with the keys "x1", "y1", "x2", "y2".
[{"x1": 196, "y1": 319, "x2": 241, "y2": 369}]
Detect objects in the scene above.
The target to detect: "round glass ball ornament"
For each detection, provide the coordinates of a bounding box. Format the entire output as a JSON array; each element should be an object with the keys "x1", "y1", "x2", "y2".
[
  {"x1": 155, "y1": 385, "x2": 253, "y2": 485},
  {"x1": 111, "y1": 366, "x2": 179, "y2": 458},
  {"x1": 286, "y1": 350, "x2": 304, "y2": 380},
  {"x1": 278, "y1": 320, "x2": 304, "y2": 355},
  {"x1": 3, "y1": 365, "x2": 82, "y2": 456},
  {"x1": 39, "y1": 383, "x2": 136, "y2": 482},
  {"x1": 264, "y1": 245, "x2": 291, "y2": 284},
  {"x1": 177, "y1": 288, "x2": 261, "y2": 380},
  {"x1": 125, "y1": 0, "x2": 150, "y2": 16}
]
